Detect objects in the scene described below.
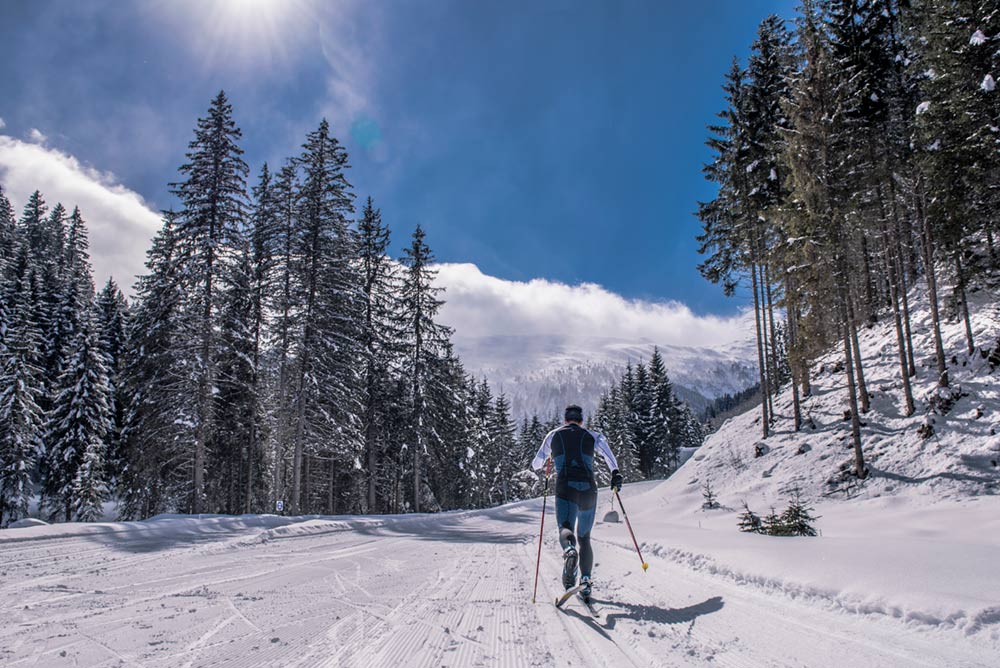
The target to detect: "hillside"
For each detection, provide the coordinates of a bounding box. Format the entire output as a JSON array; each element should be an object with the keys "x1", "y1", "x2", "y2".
[{"x1": 661, "y1": 279, "x2": 1000, "y2": 511}]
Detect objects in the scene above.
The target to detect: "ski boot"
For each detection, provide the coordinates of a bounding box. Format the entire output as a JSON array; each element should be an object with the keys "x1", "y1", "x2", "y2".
[{"x1": 562, "y1": 545, "x2": 578, "y2": 590}]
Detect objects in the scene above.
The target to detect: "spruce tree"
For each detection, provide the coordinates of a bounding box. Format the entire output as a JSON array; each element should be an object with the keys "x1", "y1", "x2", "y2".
[
  {"x1": 44, "y1": 316, "x2": 112, "y2": 521},
  {"x1": 283, "y1": 119, "x2": 362, "y2": 514},
  {"x1": 0, "y1": 312, "x2": 44, "y2": 527},
  {"x1": 400, "y1": 225, "x2": 451, "y2": 512},
  {"x1": 170, "y1": 90, "x2": 249, "y2": 513},
  {"x1": 357, "y1": 197, "x2": 406, "y2": 512}
]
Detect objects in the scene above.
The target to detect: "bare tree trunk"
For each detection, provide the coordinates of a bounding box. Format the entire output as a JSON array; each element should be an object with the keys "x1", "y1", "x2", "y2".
[
  {"x1": 764, "y1": 261, "x2": 781, "y2": 389},
  {"x1": 918, "y1": 191, "x2": 949, "y2": 387},
  {"x1": 759, "y1": 261, "x2": 775, "y2": 423},
  {"x1": 879, "y1": 220, "x2": 915, "y2": 416},
  {"x1": 847, "y1": 293, "x2": 870, "y2": 414},
  {"x1": 888, "y1": 183, "x2": 918, "y2": 377},
  {"x1": 750, "y1": 259, "x2": 770, "y2": 438},
  {"x1": 291, "y1": 349, "x2": 309, "y2": 515},
  {"x1": 786, "y1": 278, "x2": 803, "y2": 431},
  {"x1": 840, "y1": 288, "x2": 866, "y2": 478},
  {"x1": 954, "y1": 253, "x2": 975, "y2": 355}
]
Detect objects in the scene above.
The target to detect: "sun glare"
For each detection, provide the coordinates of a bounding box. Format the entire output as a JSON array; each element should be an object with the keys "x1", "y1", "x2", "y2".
[{"x1": 158, "y1": 0, "x2": 314, "y2": 71}]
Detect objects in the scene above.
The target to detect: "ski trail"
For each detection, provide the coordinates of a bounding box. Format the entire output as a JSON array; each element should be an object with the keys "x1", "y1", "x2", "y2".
[{"x1": 3, "y1": 503, "x2": 996, "y2": 667}]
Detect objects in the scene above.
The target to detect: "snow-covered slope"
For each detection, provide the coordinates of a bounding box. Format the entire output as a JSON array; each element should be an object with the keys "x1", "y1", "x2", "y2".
[
  {"x1": 663, "y1": 282, "x2": 1000, "y2": 510},
  {"x1": 454, "y1": 334, "x2": 758, "y2": 419}
]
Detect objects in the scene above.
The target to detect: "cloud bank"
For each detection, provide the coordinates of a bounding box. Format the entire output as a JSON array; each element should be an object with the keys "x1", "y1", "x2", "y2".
[
  {"x1": 0, "y1": 135, "x2": 163, "y2": 292},
  {"x1": 434, "y1": 263, "x2": 752, "y2": 349},
  {"x1": 0, "y1": 136, "x2": 748, "y2": 352}
]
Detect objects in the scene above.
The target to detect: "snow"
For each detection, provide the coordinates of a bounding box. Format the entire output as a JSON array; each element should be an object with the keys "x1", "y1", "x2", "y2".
[
  {"x1": 916, "y1": 100, "x2": 931, "y2": 115},
  {"x1": 2, "y1": 486, "x2": 996, "y2": 666},
  {"x1": 7, "y1": 517, "x2": 48, "y2": 529},
  {"x1": 970, "y1": 30, "x2": 987, "y2": 46},
  {"x1": 981, "y1": 74, "x2": 995, "y2": 93}
]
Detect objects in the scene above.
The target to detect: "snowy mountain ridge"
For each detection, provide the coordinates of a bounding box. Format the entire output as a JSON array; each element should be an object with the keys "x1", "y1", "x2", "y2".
[{"x1": 453, "y1": 334, "x2": 758, "y2": 420}]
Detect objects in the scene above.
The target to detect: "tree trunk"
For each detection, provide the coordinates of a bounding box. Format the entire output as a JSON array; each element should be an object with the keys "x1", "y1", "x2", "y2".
[
  {"x1": 786, "y1": 278, "x2": 803, "y2": 431},
  {"x1": 749, "y1": 259, "x2": 769, "y2": 438},
  {"x1": 860, "y1": 234, "x2": 877, "y2": 323},
  {"x1": 954, "y1": 253, "x2": 975, "y2": 355},
  {"x1": 328, "y1": 459, "x2": 335, "y2": 515},
  {"x1": 759, "y1": 262, "x2": 775, "y2": 423},
  {"x1": 764, "y1": 260, "x2": 781, "y2": 389},
  {"x1": 840, "y1": 288, "x2": 866, "y2": 478},
  {"x1": 291, "y1": 353, "x2": 308, "y2": 514},
  {"x1": 918, "y1": 191, "x2": 948, "y2": 387},
  {"x1": 847, "y1": 294, "x2": 870, "y2": 414},
  {"x1": 879, "y1": 220, "x2": 915, "y2": 416}
]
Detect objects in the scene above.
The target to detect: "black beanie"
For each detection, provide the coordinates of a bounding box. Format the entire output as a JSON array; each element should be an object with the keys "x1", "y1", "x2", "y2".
[{"x1": 564, "y1": 405, "x2": 584, "y2": 422}]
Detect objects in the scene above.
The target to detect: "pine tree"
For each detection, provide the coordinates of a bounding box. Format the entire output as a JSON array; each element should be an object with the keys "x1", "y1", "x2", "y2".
[
  {"x1": 779, "y1": 487, "x2": 819, "y2": 537},
  {"x1": 44, "y1": 316, "x2": 112, "y2": 521},
  {"x1": 94, "y1": 279, "x2": 128, "y2": 482},
  {"x1": 491, "y1": 392, "x2": 518, "y2": 504},
  {"x1": 287, "y1": 118, "x2": 360, "y2": 514},
  {"x1": 170, "y1": 90, "x2": 249, "y2": 513},
  {"x1": 400, "y1": 225, "x2": 451, "y2": 512},
  {"x1": 737, "y1": 501, "x2": 763, "y2": 533},
  {"x1": 0, "y1": 312, "x2": 44, "y2": 527},
  {"x1": 357, "y1": 197, "x2": 406, "y2": 512},
  {"x1": 119, "y1": 215, "x2": 194, "y2": 519},
  {"x1": 0, "y1": 185, "x2": 16, "y2": 274}
]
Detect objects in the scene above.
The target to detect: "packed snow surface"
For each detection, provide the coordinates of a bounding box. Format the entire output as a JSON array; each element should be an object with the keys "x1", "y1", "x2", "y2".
[{"x1": 1, "y1": 484, "x2": 997, "y2": 667}]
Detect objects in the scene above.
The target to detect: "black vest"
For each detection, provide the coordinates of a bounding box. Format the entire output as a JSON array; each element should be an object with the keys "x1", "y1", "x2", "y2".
[{"x1": 551, "y1": 424, "x2": 597, "y2": 497}]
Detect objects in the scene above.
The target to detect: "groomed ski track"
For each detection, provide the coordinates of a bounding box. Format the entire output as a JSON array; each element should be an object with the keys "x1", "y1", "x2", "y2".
[{"x1": 1, "y1": 485, "x2": 994, "y2": 667}]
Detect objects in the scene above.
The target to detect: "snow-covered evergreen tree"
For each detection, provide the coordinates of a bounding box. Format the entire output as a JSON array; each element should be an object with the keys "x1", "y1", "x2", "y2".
[
  {"x1": 94, "y1": 278, "x2": 128, "y2": 482},
  {"x1": 288, "y1": 118, "x2": 361, "y2": 514},
  {"x1": 0, "y1": 312, "x2": 44, "y2": 527},
  {"x1": 119, "y1": 215, "x2": 194, "y2": 519},
  {"x1": 44, "y1": 316, "x2": 112, "y2": 521},
  {"x1": 400, "y1": 225, "x2": 451, "y2": 512},
  {"x1": 170, "y1": 90, "x2": 249, "y2": 513}
]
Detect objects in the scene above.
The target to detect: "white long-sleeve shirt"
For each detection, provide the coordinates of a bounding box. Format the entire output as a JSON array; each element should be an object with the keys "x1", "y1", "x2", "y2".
[{"x1": 531, "y1": 425, "x2": 619, "y2": 473}]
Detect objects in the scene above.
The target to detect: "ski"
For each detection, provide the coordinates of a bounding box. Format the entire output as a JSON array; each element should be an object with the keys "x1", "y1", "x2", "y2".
[{"x1": 554, "y1": 583, "x2": 588, "y2": 608}]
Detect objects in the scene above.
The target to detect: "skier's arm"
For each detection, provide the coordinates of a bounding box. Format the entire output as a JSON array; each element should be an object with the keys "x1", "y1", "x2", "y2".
[
  {"x1": 531, "y1": 431, "x2": 555, "y2": 471},
  {"x1": 594, "y1": 432, "x2": 619, "y2": 472}
]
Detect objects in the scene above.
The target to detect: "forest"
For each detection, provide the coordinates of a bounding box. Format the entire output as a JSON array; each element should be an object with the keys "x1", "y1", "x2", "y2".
[
  {"x1": 0, "y1": 93, "x2": 702, "y2": 526},
  {"x1": 697, "y1": 0, "x2": 999, "y2": 478}
]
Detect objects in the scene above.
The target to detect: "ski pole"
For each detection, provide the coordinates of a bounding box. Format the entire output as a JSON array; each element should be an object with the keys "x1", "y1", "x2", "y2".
[
  {"x1": 531, "y1": 458, "x2": 552, "y2": 603},
  {"x1": 615, "y1": 490, "x2": 649, "y2": 572}
]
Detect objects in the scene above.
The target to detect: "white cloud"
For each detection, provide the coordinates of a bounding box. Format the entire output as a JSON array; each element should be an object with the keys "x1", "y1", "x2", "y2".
[
  {"x1": 433, "y1": 263, "x2": 752, "y2": 350},
  {"x1": 27, "y1": 128, "x2": 47, "y2": 143},
  {"x1": 0, "y1": 135, "x2": 162, "y2": 293}
]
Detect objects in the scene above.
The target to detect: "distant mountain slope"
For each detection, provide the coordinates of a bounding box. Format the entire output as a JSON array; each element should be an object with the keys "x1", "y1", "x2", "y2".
[{"x1": 453, "y1": 334, "x2": 758, "y2": 420}]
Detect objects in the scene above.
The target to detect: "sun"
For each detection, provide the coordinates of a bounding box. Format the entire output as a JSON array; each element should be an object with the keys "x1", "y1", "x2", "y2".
[{"x1": 157, "y1": 0, "x2": 315, "y2": 71}]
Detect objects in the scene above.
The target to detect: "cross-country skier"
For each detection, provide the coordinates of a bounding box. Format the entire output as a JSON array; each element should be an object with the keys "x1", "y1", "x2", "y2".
[{"x1": 532, "y1": 404, "x2": 623, "y2": 601}]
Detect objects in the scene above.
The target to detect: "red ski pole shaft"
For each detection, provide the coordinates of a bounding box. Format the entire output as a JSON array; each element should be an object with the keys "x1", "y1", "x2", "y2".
[
  {"x1": 615, "y1": 490, "x2": 649, "y2": 572},
  {"x1": 531, "y1": 458, "x2": 552, "y2": 603}
]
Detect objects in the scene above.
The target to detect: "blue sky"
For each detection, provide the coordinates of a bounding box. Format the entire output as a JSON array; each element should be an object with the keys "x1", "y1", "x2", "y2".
[{"x1": 0, "y1": 0, "x2": 796, "y2": 317}]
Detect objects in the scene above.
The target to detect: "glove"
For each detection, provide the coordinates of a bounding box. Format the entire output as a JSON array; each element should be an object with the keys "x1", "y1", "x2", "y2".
[{"x1": 610, "y1": 469, "x2": 623, "y2": 492}]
